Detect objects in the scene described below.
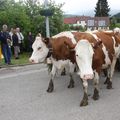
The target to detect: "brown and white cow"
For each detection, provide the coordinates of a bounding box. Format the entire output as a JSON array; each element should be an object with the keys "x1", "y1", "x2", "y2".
[
  {"x1": 64, "y1": 28, "x2": 120, "y2": 106},
  {"x1": 29, "y1": 32, "x2": 77, "y2": 92}
]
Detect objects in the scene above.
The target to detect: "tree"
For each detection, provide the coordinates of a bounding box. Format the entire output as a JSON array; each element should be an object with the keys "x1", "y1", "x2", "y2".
[
  {"x1": 0, "y1": 0, "x2": 69, "y2": 51},
  {"x1": 94, "y1": 0, "x2": 110, "y2": 17},
  {"x1": 0, "y1": 0, "x2": 8, "y2": 10}
]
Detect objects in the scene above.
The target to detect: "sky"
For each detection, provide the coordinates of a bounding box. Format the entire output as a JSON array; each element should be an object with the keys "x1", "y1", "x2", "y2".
[{"x1": 47, "y1": 0, "x2": 120, "y2": 15}]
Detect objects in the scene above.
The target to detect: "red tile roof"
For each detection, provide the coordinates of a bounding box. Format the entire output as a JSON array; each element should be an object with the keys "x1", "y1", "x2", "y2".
[{"x1": 64, "y1": 16, "x2": 110, "y2": 26}]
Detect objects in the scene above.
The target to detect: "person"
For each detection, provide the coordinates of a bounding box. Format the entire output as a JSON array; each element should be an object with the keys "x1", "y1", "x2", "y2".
[
  {"x1": 9, "y1": 28, "x2": 13, "y2": 40},
  {"x1": 12, "y1": 28, "x2": 19, "y2": 59},
  {"x1": 0, "y1": 24, "x2": 12, "y2": 65},
  {"x1": 0, "y1": 45, "x2": 3, "y2": 60},
  {"x1": 28, "y1": 32, "x2": 34, "y2": 52},
  {"x1": 9, "y1": 27, "x2": 14, "y2": 54},
  {"x1": 16, "y1": 27, "x2": 24, "y2": 54}
]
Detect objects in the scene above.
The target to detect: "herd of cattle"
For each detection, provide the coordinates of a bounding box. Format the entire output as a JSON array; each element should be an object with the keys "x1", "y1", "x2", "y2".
[{"x1": 29, "y1": 28, "x2": 120, "y2": 107}]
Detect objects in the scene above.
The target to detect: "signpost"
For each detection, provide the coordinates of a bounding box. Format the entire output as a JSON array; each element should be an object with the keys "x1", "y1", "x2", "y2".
[
  {"x1": 40, "y1": 0, "x2": 54, "y2": 37},
  {"x1": 44, "y1": 0, "x2": 50, "y2": 37}
]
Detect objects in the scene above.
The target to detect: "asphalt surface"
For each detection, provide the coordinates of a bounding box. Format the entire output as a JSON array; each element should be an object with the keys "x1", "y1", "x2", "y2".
[{"x1": 0, "y1": 64, "x2": 120, "y2": 120}]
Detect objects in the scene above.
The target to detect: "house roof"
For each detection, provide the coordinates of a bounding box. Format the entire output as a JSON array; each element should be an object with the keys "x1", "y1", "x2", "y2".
[
  {"x1": 64, "y1": 16, "x2": 91, "y2": 24},
  {"x1": 64, "y1": 16, "x2": 110, "y2": 26}
]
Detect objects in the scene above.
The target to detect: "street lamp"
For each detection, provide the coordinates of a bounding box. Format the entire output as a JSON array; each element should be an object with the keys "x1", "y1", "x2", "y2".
[
  {"x1": 44, "y1": 0, "x2": 50, "y2": 37},
  {"x1": 99, "y1": 1, "x2": 102, "y2": 17},
  {"x1": 40, "y1": 0, "x2": 54, "y2": 37}
]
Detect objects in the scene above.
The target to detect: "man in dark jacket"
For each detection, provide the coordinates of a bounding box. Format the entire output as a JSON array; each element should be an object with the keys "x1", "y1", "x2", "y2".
[
  {"x1": 0, "y1": 24, "x2": 12, "y2": 64},
  {"x1": 12, "y1": 28, "x2": 19, "y2": 59}
]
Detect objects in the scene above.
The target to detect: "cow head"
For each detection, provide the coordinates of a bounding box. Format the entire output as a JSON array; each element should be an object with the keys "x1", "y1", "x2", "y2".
[
  {"x1": 114, "y1": 27, "x2": 120, "y2": 35},
  {"x1": 29, "y1": 36, "x2": 49, "y2": 63},
  {"x1": 75, "y1": 39, "x2": 94, "y2": 80}
]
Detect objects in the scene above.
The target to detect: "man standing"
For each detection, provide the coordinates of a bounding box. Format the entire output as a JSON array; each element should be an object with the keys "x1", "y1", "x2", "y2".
[
  {"x1": 0, "y1": 24, "x2": 12, "y2": 65},
  {"x1": 28, "y1": 32, "x2": 34, "y2": 52},
  {"x1": 12, "y1": 28, "x2": 19, "y2": 59},
  {"x1": 16, "y1": 27, "x2": 24, "y2": 54}
]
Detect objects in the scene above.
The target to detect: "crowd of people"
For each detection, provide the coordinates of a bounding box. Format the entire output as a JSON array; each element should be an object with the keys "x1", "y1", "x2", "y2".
[{"x1": 0, "y1": 24, "x2": 34, "y2": 65}]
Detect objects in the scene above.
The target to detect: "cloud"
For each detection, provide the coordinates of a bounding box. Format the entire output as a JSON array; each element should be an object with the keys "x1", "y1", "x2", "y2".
[{"x1": 54, "y1": 0, "x2": 120, "y2": 14}]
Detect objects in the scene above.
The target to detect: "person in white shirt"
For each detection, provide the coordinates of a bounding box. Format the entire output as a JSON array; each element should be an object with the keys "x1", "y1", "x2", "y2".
[{"x1": 16, "y1": 27, "x2": 24, "y2": 53}]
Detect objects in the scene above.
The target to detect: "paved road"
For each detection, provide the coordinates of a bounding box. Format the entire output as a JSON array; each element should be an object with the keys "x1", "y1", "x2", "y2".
[{"x1": 0, "y1": 64, "x2": 120, "y2": 120}]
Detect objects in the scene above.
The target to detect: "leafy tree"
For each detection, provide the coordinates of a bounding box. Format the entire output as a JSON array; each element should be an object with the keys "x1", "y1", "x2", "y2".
[
  {"x1": 0, "y1": 0, "x2": 8, "y2": 10},
  {"x1": 94, "y1": 0, "x2": 110, "y2": 17},
  {"x1": 0, "y1": 0, "x2": 69, "y2": 51}
]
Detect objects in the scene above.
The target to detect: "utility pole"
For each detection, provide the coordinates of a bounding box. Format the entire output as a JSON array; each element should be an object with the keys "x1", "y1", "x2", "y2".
[
  {"x1": 99, "y1": 1, "x2": 102, "y2": 17},
  {"x1": 44, "y1": 0, "x2": 50, "y2": 37}
]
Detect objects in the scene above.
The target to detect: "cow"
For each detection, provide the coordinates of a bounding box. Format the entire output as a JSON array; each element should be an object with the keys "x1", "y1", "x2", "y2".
[
  {"x1": 29, "y1": 32, "x2": 77, "y2": 92},
  {"x1": 63, "y1": 28, "x2": 120, "y2": 106}
]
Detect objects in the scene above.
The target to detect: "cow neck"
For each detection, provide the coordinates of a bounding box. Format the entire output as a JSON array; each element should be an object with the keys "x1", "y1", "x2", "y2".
[
  {"x1": 92, "y1": 40, "x2": 102, "y2": 49},
  {"x1": 46, "y1": 40, "x2": 53, "y2": 58}
]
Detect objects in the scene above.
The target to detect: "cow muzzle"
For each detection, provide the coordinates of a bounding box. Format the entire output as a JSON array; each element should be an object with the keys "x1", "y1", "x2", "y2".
[
  {"x1": 81, "y1": 74, "x2": 94, "y2": 80},
  {"x1": 29, "y1": 58, "x2": 35, "y2": 63}
]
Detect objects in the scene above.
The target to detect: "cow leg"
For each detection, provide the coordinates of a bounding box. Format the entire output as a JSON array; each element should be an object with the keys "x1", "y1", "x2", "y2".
[
  {"x1": 61, "y1": 68, "x2": 66, "y2": 76},
  {"x1": 106, "y1": 70, "x2": 112, "y2": 89},
  {"x1": 68, "y1": 62, "x2": 75, "y2": 88},
  {"x1": 80, "y1": 79, "x2": 88, "y2": 106},
  {"x1": 103, "y1": 69, "x2": 107, "y2": 77},
  {"x1": 47, "y1": 65, "x2": 56, "y2": 93},
  {"x1": 106, "y1": 58, "x2": 116, "y2": 89},
  {"x1": 68, "y1": 74, "x2": 74, "y2": 88},
  {"x1": 104, "y1": 68, "x2": 111, "y2": 85},
  {"x1": 93, "y1": 71, "x2": 99, "y2": 100}
]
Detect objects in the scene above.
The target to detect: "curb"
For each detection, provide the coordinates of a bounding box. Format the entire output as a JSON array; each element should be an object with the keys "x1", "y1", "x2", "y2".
[
  {"x1": 0, "y1": 63, "x2": 36, "y2": 69},
  {"x1": 0, "y1": 62, "x2": 46, "y2": 69}
]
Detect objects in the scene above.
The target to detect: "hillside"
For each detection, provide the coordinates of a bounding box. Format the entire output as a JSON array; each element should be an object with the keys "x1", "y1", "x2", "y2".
[
  {"x1": 64, "y1": 10, "x2": 120, "y2": 18},
  {"x1": 113, "y1": 12, "x2": 120, "y2": 18}
]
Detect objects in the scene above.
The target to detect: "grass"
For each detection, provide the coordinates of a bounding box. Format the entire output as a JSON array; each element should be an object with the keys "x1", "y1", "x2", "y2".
[{"x1": 0, "y1": 52, "x2": 31, "y2": 66}]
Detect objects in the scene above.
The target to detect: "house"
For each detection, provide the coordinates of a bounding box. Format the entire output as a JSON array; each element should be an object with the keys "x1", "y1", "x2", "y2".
[{"x1": 64, "y1": 16, "x2": 110, "y2": 30}]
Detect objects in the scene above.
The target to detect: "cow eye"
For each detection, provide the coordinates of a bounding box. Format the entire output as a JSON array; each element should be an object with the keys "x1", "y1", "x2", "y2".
[{"x1": 38, "y1": 47, "x2": 41, "y2": 50}]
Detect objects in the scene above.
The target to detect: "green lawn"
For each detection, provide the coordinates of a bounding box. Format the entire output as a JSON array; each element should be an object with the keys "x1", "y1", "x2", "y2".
[{"x1": 0, "y1": 52, "x2": 31, "y2": 66}]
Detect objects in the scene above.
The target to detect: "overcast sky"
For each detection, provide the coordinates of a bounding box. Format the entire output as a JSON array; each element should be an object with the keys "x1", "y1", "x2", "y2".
[{"x1": 48, "y1": 0, "x2": 120, "y2": 15}]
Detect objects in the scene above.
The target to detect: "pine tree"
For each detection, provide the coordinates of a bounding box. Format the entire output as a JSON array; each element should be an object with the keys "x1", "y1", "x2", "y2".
[{"x1": 94, "y1": 0, "x2": 110, "y2": 17}]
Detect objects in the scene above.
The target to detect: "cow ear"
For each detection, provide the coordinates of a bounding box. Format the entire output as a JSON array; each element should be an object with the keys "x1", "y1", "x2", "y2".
[
  {"x1": 43, "y1": 37, "x2": 50, "y2": 45},
  {"x1": 64, "y1": 39, "x2": 76, "y2": 49}
]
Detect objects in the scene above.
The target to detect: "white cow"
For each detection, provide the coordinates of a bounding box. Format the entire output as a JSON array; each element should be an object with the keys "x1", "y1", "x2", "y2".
[{"x1": 29, "y1": 32, "x2": 77, "y2": 92}]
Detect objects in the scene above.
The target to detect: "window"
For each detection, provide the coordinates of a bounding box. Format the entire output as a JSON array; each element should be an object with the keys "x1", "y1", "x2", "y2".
[
  {"x1": 87, "y1": 20, "x2": 94, "y2": 26},
  {"x1": 98, "y1": 20, "x2": 105, "y2": 26}
]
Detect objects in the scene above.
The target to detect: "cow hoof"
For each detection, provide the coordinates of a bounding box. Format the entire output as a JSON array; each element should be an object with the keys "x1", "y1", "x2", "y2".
[
  {"x1": 107, "y1": 81, "x2": 112, "y2": 89},
  {"x1": 93, "y1": 94, "x2": 99, "y2": 100},
  {"x1": 47, "y1": 87, "x2": 54, "y2": 93},
  {"x1": 93, "y1": 88, "x2": 99, "y2": 100},
  {"x1": 107, "y1": 85, "x2": 112, "y2": 89},
  {"x1": 80, "y1": 100, "x2": 88, "y2": 107},
  {"x1": 47, "y1": 79, "x2": 54, "y2": 93},
  {"x1": 68, "y1": 84, "x2": 74, "y2": 88},
  {"x1": 61, "y1": 72, "x2": 66, "y2": 76},
  {"x1": 104, "y1": 77, "x2": 109, "y2": 84},
  {"x1": 68, "y1": 79, "x2": 74, "y2": 88}
]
